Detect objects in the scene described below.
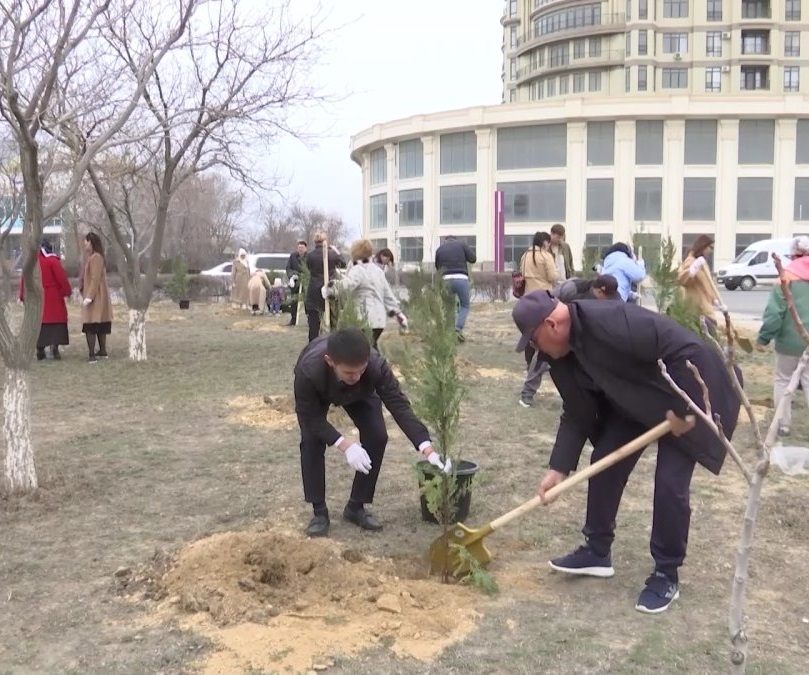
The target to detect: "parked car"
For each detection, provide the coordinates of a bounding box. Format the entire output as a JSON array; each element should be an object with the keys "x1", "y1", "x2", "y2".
[
  {"x1": 200, "y1": 261, "x2": 233, "y2": 278},
  {"x1": 716, "y1": 238, "x2": 794, "y2": 291},
  {"x1": 247, "y1": 253, "x2": 289, "y2": 280}
]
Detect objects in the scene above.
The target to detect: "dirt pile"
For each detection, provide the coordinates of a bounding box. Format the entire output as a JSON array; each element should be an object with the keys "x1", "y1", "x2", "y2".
[
  {"x1": 151, "y1": 529, "x2": 480, "y2": 673},
  {"x1": 226, "y1": 395, "x2": 297, "y2": 430}
]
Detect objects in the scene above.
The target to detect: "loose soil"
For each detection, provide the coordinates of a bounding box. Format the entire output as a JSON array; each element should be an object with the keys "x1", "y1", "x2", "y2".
[{"x1": 132, "y1": 528, "x2": 480, "y2": 673}]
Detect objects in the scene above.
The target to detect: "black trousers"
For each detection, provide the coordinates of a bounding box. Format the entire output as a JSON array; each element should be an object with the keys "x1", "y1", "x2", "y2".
[
  {"x1": 583, "y1": 414, "x2": 696, "y2": 578},
  {"x1": 307, "y1": 310, "x2": 321, "y2": 342},
  {"x1": 371, "y1": 328, "x2": 383, "y2": 349},
  {"x1": 300, "y1": 395, "x2": 388, "y2": 506}
]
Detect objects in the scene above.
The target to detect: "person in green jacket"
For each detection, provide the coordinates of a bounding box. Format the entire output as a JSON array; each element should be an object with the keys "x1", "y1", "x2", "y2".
[{"x1": 756, "y1": 236, "x2": 809, "y2": 437}]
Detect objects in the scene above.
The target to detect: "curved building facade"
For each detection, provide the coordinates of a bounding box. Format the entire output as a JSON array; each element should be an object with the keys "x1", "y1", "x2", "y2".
[{"x1": 350, "y1": 0, "x2": 809, "y2": 269}]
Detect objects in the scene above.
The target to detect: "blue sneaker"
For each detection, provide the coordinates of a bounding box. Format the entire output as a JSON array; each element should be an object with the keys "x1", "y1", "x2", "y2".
[
  {"x1": 635, "y1": 571, "x2": 680, "y2": 614},
  {"x1": 548, "y1": 545, "x2": 615, "y2": 578}
]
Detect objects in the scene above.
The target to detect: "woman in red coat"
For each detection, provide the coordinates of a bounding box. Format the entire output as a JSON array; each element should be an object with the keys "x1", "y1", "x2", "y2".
[{"x1": 19, "y1": 240, "x2": 72, "y2": 361}]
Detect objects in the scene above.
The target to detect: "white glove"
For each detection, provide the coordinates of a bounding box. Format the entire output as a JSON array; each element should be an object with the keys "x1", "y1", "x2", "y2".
[
  {"x1": 689, "y1": 256, "x2": 707, "y2": 278},
  {"x1": 396, "y1": 312, "x2": 408, "y2": 329},
  {"x1": 83, "y1": 297, "x2": 92, "y2": 306},
  {"x1": 345, "y1": 443, "x2": 372, "y2": 474},
  {"x1": 320, "y1": 286, "x2": 329, "y2": 299},
  {"x1": 288, "y1": 276, "x2": 297, "y2": 288},
  {"x1": 424, "y1": 449, "x2": 452, "y2": 475}
]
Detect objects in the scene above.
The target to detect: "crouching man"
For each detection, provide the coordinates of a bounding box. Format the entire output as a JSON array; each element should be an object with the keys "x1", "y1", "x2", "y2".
[
  {"x1": 294, "y1": 328, "x2": 450, "y2": 537},
  {"x1": 512, "y1": 291, "x2": 742, "y2": 613}
]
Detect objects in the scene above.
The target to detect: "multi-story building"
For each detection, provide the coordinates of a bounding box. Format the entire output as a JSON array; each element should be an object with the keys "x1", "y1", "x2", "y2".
[{"x1": 350, "y1": 0, "x2": 809, "y2": 270}]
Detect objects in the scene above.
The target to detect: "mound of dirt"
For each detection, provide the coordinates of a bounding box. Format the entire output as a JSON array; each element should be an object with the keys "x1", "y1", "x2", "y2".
[
  {"x1": 226, "y1": 395, "x2": 297, "y2": 430},
  {"x1": 151, "y1": 529, "x2": 480, "y2": 673}
]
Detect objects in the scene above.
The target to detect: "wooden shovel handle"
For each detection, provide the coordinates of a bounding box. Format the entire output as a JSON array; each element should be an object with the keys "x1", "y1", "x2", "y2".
[
  {"x1": 322, "y1": 237, "x2": 330, "y2": 328},
  {"x1": 488, "y1": 419, "x2": 673, "y2": 532}
]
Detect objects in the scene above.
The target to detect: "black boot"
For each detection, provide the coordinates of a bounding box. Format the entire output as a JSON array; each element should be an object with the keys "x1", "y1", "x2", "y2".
[
  {"x1": 51, "y1": 346, "x2": 61, "y2": 360},
  {"x1": 36, "y1": 348, "x2": 46, "y2": 361}
]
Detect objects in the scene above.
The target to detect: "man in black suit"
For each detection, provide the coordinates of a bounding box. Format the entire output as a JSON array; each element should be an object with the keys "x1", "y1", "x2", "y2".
[
  {"x1": 284, "y1": 240, "x2": 307, "y2": 326},
  {"x1": 294, "y1": 328, "x2": 451, "y2": 537}
]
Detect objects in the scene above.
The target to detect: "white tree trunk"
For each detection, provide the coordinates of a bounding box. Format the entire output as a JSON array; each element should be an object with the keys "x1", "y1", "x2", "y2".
[
  {"x1": 128, "y1": 309, "x2": 147, "y2": 362},
  {"x1": 3, "y1": 368, "x2": 37, "y2": 491}
]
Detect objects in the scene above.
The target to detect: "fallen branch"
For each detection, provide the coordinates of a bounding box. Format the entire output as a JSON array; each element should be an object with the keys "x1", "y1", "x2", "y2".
[{"x1": 657, "y1": 359, "x2": 752, "y2": 484}]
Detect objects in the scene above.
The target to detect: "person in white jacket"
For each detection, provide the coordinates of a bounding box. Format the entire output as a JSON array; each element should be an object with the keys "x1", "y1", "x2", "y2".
[{"x1": 327, "y1": 239, "x2": 407, "y2": 348}]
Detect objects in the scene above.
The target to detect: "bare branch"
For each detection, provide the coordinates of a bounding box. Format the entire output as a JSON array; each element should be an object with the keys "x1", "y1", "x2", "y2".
[
  {"x1": 773, "y1": 252, "x2": 809, "y2": 346},
  {"x1": 657, "y1": 359, "x2": 753, "y2": 484}
]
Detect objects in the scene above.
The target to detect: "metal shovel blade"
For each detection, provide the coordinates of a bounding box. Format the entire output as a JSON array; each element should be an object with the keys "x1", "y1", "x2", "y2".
[{"x1": 429, "y1": 522, "x2": 494, "y2": 574}]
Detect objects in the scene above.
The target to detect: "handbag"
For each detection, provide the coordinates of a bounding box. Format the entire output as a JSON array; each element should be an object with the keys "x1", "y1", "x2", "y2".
[{"x1": 511, "y1": 253, "x2": 526, "y2": 298}]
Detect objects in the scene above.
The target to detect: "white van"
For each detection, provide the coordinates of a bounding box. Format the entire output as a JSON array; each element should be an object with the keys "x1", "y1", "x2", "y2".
[
  {"x1": 247, "y1": 253, "x2": 290, "y2": 279},
  {"x1": 716, "y1": 238, "x2": 794, "y2": 291}
]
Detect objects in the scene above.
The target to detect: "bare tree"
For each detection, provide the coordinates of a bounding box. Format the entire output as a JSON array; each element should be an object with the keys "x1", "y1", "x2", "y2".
[
  {"x1": 251, "y1": 202, "x2": 348, "y2": 252},
  {"x1": 62, "y1": 0, "x2": 328, "y2": 361},
  {"x1": 0, "y1": 0, "x2": 196, "y2": 492},
  {"x1": 658, "y1": 255, "x2": 809, "y2": 673}
]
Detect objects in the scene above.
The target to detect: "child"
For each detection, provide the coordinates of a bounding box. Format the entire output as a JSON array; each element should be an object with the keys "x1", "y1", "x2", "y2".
[{"x1": 269, "y1": 278, "x2": 286, "y2": 315}]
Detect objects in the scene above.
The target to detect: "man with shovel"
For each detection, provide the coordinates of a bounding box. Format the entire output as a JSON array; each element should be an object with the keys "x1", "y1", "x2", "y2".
[
  {"x1": 512, "y1": 290, "x2": 741, "y2": 613},
  {"x1": 294, "y1": 328, "x2": 451, "y2": 537}
]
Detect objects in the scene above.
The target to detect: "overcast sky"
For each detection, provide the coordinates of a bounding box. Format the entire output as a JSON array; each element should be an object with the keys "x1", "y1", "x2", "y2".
[{"x1": 261, "y1": 0, "x2": 504, "y2": 236}]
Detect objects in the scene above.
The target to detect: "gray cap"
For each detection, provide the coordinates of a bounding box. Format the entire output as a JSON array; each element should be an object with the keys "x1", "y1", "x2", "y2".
[{"x1": 512, "y1": 290, "x2": 559, "y2": 352}]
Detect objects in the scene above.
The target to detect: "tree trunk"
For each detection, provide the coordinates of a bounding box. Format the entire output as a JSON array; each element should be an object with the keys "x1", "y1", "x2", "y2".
[
  {"x1": 3, "y1": 368, "x2": 37, "y2": 491},
  {"x1": 128, "y1": 309, "x2": 147, "y2": 361}
]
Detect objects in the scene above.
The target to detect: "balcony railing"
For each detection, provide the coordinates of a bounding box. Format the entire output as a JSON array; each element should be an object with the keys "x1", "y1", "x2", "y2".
[
  {"x1": 516, "y1": 49, "x2": 625, "y2": 83},
  {"x1": 517, "y1": 13, "x2": 626, "y2": 51}
]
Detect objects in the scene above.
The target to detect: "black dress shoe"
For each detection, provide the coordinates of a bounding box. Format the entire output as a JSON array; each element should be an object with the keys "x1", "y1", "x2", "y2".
[
  {"x1": 342, "y1": 505, "x2": 383, "y2": 531},
  {"x1": 305, "y1": 513, "x2": 330, "y2": 537}
]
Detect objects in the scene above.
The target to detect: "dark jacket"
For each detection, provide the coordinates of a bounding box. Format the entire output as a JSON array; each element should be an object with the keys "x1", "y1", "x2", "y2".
[
  {"x1": 304, "y1": 244, "x2": 346, "y2": 312},
  {"x1": 547, "y1": 301, "x2": 741, "y2": 476},
  {"x1": 286, "y1": 251, "x2": 307, "y2": 279},
  {"x1": 294, "y1": 336, "x2": 430, "y2": 448},
  {"x1": 435, "y1": 239, "x2": 476, "y2": 277}
]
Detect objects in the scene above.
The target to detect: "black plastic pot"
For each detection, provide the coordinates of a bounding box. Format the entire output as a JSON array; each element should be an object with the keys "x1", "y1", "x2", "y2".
[
  {"x1": 417, "y1": 459, "x2": 480, "y2": 524},
  {"x1": 179, "y1": 300, "x2": 190, "y2": 310}
]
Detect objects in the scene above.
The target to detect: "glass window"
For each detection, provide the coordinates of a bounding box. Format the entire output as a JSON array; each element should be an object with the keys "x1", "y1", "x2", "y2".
[
  {"x1": 663, "y1": 0, "x2": 688, "y2": 18},
  {"x1": 625, "y1": 66, "x2": 631, "y2": 92},
  {"x1": 504, "y1": 235, "x2": 533, "y2": 269},
  {"x1": 639, "y1": 0, "x2": 648, "y2": 19},
  {"x1": 585, "y1": 233, "x2": 614, "y2": 260},
  {"x1": 682, "y1": 234, "x2": 715, "y2": 266},
  {"x1": 738, "y1": 120, "x2": 775, "y2": 164},
  {"x1": 634, "y1": 177, "x2": 663, "y2": 220},
  {"x1": 636, "y1": 120, "x2": 664, "y2": 164},
  {"x1": 638, "y1": 65, "x2": 648, "y2": 91},
  {"x1": 684, "y1": 120, "x2": 717, "y2": 164},
  {"x1": 707, "y1": 0, "x2": 722, "y2": 20},
  {"x1": 626, "y1": 33, "x2": 631, "y2": 57},
  {"x1": 497, "y1": 125, "x2": 567, "y2": 169},
  {"x1": 370, "y1": 148, "x2": 387, "y2": 185},
  {"x1": 510, "y1": 26, "x2": 518, "y2": 49},
  {"x1": 742, "y1": 0, "x2": 770, "y2": 18},
  {"x1": 533, "y1": 3, "x2": 602, "y2": 37},
  {"x1": 741, "y1": 66, "x2": 769, "y2": 90},
  {"x1": 574, "y1": 39, "x2": 585, "y2": 59},
  {"x1": 370, "y1": 194, "x2": 387, "y2": 230},
  {"x1": 589, "y1": 72, "x2": 602, "y2": 92},
  {"x1": 796, "y1": 119, "x2": 809, "y2": 163},
  {"x1": 706, "y1": 32, "x2": 722, "y2": 57},
  {"x1": 705, "y1": 66, "x2": 722, "y2": 92},
  {"x1": 587, "y1": 121, "x2": 615, "y2": 166},
  {"x1": 573, "y1": 73, "x2": 585, "y2": 92},
  {"x1": 399, "y1": 237, "x2": 423, "y2": 263},
  {"x1": 683, "y1": 178, "x2": 716, "y2": 220},
  {"x1": 497, "y1": 180, "x2": 567, "y2": 222},
  {"x1": 735, "y1": 233, "x2": 769, "y2": 257},
  {"x1": 589, "y1": 37, "x2": 602, "y2": 57},
  {"x1": 736, "y1": 177, "x2": 773, "y2": 220},
  {"x1": 785, "y1": 66, "x2": 800, "y2": 92},
  {"x1": 440, "y1": 132, "x2": 476, "y2": 174},
  {"x1": 785, "y1": 31, "x2": 800, "y2": 57},
  {"x1": 560, "y1": 74, "x2": 569, "y2": 94},
  {"x1": 638, "y1": 30, "x2": 648, "y2": 55},
  {"x1": 587, "y1": 179, "x2": 614, "y2": 221},
  {"x1": 626, "y1": 0, "x2": 632, "y2": 21},
  {"x1": 742, "y1": 31, "x2": 769, "y2": 55},
  {"x1": 786, "y1": 0, "x2": 801, "y2": 20},
  {"x1": 398, "y1": 139, "x2": 423, "y2": 179},
  {"x1": 439, "y1": 185, "x2": 476, "y2": 224},
  {"x1": 662, "y1": 33, "x2": 688, "y2": 54},
  {"x1": 370, "y1": 238, "x2": 387, "y2": 253},
  {"x1": 662, "y1": 68, "x2": 688, "y2": 89},
  {"x1": 398, "y1": 189, "x2": 423, "y2": 226},
  {"x1": 547, "y1": 78, "x2": 556, "y2": 97},
  {"x1": 794, "y1": 178, "x2": 809, "y2": 220}
]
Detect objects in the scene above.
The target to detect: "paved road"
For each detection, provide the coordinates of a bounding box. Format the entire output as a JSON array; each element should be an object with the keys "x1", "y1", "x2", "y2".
[{"x1": 640, "y1": 286, "x2": 769, "y2": 322}]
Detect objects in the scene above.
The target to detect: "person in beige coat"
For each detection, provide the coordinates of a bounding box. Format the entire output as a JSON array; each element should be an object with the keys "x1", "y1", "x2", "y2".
[
  {"x1": 519, "y1": 231, "x2": 559, "y2": 293},
  {"x1": 248, "y1": 269, "x2": 271, "y2": 315},
  {"x1": 231, "y1": 248, "x2": 251, "y2": 308},
  {"x1": 677, "y1": 234, "x2": 720, "y2": 334},
  {"x1": 80, "y1": 232, "x2": 113, "y2": 363}
]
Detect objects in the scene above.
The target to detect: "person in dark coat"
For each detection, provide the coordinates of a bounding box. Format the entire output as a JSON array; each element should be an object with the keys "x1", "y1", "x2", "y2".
[
  {"x1": 434, "y1": 236, "x2": 476, "y2": 341},
  {"x1": 294, "y1": 328, "x2": 450, "y2": 537},
  {"x1": 285, "y1": 240, "x2": 307, "y2": 326},
  {"x1": 512, "y1": 291, "x2": 742, "y2": 614},
  {"x1": 19, "y1": 240, "x2": 72, "y2": 360},
  {"x1": 304, "y1": 232, "x2": 346, "y2": 342}
]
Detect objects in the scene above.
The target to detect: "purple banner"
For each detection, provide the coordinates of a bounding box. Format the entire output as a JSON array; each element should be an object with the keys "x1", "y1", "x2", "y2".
[{"x1": 494, "y1": 190, "x2": 505, "y2": 272}]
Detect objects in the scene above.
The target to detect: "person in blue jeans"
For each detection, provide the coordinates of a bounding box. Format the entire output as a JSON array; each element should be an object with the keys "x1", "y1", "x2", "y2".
[{"x1": 434, "y1": 236, "x2": 476, "y2": 342}]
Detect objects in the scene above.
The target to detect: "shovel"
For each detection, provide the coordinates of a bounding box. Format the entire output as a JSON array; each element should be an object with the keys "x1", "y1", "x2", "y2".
[
  {"x1": 322, "y1": 236, "x2": 330, "y2": 331},
  {"x1": 429, "y1": 415, "x2": 694, "y2": 574},
  {"x1": 704, "y1": 272, "x2": 753, "y2": 353}
]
